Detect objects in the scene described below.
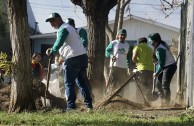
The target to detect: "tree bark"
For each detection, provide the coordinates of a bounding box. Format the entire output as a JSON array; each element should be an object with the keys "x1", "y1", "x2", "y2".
[
  {"x1": 71, "y1": 0, "x2": 117, "y2": 99},
  {"x1": 7, "y1": 0, "x2": 36, "y2": 113},
  {"x1": 86, "y1": 11, "x2": 108, "y2": 98},
  {"x1": 117, "y1": 0, "x2": 131, "y2": 30}
]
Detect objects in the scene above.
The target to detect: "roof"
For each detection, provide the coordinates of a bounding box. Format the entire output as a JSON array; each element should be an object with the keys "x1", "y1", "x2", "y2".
[
  {"x1": 109, "y1": 15, "x2": 179, "y2": 33},
  {"x1": 30, "y1": 32, "x2": 56, "y2": 39}
]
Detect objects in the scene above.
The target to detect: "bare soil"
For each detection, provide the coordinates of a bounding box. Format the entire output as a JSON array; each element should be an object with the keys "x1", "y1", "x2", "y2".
[{"x1": 0, "y1": 84, "x2": 187, "y2": 118}]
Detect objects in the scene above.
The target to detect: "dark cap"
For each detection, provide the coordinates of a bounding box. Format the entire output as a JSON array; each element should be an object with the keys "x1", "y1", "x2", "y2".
[
  {"x1": 46, "y1": 13, "x2": 61, "y2": 22},
  {"x1": 65, "y1": 18, "x2": 75, "y2": 26},
  {"x1": 118, "y1": 29, "x2": 127, "y2": 35},
  {"x1": 148, "y1": 33, "x2": 161, "y2": 42},
  {"x1": 138, "y1": 37, "x2": 147, "y2": 44}
]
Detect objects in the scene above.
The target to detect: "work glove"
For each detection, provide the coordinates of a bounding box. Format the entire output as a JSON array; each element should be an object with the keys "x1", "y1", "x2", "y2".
[
  {"x1": 127, "y1": 68, "x2": 131, "y2": 75},
  {"x1": 46, "y1": 48, "x2": 53, "y2": 59}
]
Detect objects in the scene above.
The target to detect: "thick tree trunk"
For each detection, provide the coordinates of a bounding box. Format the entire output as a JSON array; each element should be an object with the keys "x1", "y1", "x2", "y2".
[
  {"x1": 7, "y1": 0, "x2": 36, "y2": 113},
  {"x1": 87, "y1": 14, "x2": 107, "y2": 99},
  {"x1": 71, "y1": 0, "x2": 118, "y2": 99}
]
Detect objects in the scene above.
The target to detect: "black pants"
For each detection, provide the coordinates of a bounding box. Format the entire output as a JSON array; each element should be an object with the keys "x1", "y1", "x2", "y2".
[
  {"x1": 156, "y1": 63, "x2": 177, "y2": 105},
  {"x1": 135, "y1": 70, "x2": 153, "y2": 103}
]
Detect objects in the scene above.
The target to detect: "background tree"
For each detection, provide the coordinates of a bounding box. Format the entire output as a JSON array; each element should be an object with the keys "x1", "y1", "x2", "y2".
[
  {"x1": 7, "y1": 0, "x2": 35, "y2": 113},
  {"x1": 71, "y1": 0, "x2": 118, "y2": 98},
  {"x1": 0, "y1": 1, "x2": 8, "y2": 39}
]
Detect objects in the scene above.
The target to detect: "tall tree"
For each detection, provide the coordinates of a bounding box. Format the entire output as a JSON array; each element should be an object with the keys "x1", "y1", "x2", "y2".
[
  {"x1": 71, "y1": 0, "x2": 117, "y2": 98},
  {"x1": 0, "y1": 1, "x2": 7, "y2": 39},
  {"x1": 7, "y1": 0, "x2": 35, "y2": 113}
]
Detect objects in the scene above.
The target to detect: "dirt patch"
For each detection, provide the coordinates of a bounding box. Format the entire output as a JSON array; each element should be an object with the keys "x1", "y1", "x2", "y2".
[
  {"x1": 0, "y1": 84, "x2": 11, "y2": 111},
  {"x1": 0, "y1": 84, "x2": 187, "y2": 118},
  {"x1": 0, "y1": 83, "x2": 66, "y2": 111}
]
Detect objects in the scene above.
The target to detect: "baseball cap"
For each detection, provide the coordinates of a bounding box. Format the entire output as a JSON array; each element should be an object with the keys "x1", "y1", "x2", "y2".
[
  {"x1": 148, "y1": 33, "x2": 161, "y2": 41},
  {"x1": 65, "y1": 18, "x2": 75, "y2": 26},
  {"x1": 118, "y1": 29, "x2": 127, "y2": 35},
  {"x1": 148, "y1": 33, "x2": 161, "y2": 43},
  {"x1": 45, "y1": 13, "x2": 61, "y2": 22}
]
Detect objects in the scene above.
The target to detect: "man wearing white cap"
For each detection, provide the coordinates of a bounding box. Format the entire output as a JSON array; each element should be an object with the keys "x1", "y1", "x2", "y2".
[{"x1": 45, "y1": 12, "x2": 93, "y2": 111}]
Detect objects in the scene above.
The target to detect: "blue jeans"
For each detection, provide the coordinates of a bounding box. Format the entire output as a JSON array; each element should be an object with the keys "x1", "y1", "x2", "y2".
[{"x1": 63, "y1": 54, "x2": 93, "y2": 109}]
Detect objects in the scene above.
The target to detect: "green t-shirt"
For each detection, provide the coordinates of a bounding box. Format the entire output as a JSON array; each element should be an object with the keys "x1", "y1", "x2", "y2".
[{"x1": 133, "y1": 43, "x2": 154, "y2": 71}]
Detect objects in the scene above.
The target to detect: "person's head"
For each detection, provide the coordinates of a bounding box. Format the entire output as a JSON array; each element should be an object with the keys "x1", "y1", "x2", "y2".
[
  {"x1": 138, "y1": 37, "x2": 147, "y2": 44},
  {"x1": 148, "y1": 33, "x2": 161, "y2": 47},
  {"x1": 65, "y1": 18, "x2": 75, "y2": 27},
  {"x1": 117, "y1": 29, "x2": 127, "y2": 41},
  {"x1": 32, "y1": 52, "x2": 41, "y2": 63},
  {"x1": 45, "y1": 13, "x2": 63, "y2": 29}
]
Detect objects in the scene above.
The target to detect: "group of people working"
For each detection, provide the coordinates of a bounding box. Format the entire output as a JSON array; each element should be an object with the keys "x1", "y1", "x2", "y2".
[
  {"x1": 32, "y1": 12, "x2": 177, "y2": 111},
  {"x1": 106, "y1": 29, "x2": 177, "y2": 107}
]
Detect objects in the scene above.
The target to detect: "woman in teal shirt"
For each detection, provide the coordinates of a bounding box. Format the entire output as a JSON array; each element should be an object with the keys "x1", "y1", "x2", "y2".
[{"x1": 149, "y1": 33, "x2": 177, "y2": 106}]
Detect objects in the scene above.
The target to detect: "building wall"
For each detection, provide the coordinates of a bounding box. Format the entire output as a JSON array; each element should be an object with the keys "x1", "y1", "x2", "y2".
[
  {"x1": 110, "y1": 18, "x2": 180, "y2": 45},
  {"x1": 32, "y1": 38, "x2": 55, "y2": 52},
  {"x1": 32, "y1": 38, "x2": 55, "y2": 67}
]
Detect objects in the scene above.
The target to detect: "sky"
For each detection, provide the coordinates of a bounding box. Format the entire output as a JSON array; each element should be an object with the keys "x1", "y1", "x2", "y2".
[{"x1": 27, "y1": 0, "x2": 181, "y2": 34}]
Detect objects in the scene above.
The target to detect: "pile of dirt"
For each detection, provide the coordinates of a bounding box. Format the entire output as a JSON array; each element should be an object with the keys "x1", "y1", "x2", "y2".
[
  {"x1": 94, "y1": 95, "x2": 144, "y2": 110},
  {"x1": 0, "y1": 82, "x2": 66, "y2": 111},
  {"x1": 0, "y1": 84, "x2": 11, "y2": 111}
]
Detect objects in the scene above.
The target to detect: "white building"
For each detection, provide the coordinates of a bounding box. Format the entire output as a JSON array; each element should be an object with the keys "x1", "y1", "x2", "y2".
[{"x1": 109, "y1": 15, "x2": 179, "y2": 45}]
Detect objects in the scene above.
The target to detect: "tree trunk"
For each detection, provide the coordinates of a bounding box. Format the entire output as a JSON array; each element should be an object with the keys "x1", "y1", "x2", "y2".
[
  {"x1": 7, "y1": 0, "x2": 36, "y2": 113},
  {"x1": 87, "y1": 14, "x2": 107, "y2": 99},
  {"x1": 176, "y1": 2, "x2": 187, "y2": 106},
  {"x1": 71, "y1": 0, "x2": 118, "y2": 99}
]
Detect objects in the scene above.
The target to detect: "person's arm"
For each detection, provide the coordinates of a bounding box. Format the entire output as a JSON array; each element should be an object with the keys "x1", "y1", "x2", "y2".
[
  {"x1": 105, "y1": 42, "x2": 113, "y2": 57},
  {"x1": 155, "y1": 48, "x2": 166, "y2": 75},
  {"x1": 50, "y1": 28, "x2": 69, "y2": 54},
  {"x1": 132, "y1": 46, "x2": 138, "y2": 63},
  {"x1": 79, "y1": 28, "x2": 88, "y2": 48}
]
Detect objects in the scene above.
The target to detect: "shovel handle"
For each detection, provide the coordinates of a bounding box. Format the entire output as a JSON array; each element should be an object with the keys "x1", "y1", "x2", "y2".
[
  {"x1": 44, "y1": 56, "x2": 53, "y2": 107},
  {"x1": 46, "y1": 57, "x2": 52, "y2": 92},
  {"x1": 105, "y1": 52, "x2": 118, "y2": 93},
  {"x1": 152, "y1": 62, "x2": 157, "y2": 95}
]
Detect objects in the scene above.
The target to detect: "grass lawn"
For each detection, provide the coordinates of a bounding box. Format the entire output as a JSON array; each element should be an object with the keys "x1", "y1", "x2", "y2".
[{"x1": 0, "y1": 109, "x2": 194, "y2": 126}]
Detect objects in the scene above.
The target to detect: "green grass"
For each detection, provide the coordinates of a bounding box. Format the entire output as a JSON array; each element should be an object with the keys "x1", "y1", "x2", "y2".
[{"x1": 0, "y1": 109, "x2": 194, "y2": 126}]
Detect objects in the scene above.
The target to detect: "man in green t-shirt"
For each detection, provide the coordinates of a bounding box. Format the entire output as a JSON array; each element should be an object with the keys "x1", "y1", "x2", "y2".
[{"x1": 132, "y1": 37, "x2": 154, "y2": 103}]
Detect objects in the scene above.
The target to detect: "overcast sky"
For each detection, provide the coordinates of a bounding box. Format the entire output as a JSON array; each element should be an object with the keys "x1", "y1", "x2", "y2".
[{"x1": 27, "y1": 0, "x2": 181, "y2": 34}]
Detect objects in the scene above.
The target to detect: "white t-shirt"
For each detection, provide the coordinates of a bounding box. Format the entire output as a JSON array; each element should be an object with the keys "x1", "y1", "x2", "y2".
[{"x1": 110, "y1": 40, "x2": 129, "y2": 68}]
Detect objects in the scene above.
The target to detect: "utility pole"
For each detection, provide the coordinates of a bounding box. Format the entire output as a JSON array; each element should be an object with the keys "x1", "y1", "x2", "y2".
[
  {"x1": 185, "y1": 0, "x2": 194, "y2": 108},
  {"x1": 176, "y1": 0, "x2": 187, "y2": 106}
]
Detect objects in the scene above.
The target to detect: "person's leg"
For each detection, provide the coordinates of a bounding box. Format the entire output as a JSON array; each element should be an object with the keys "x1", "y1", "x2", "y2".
[
  {"x1": 76, "y1": 54, "x2": 93, "y2": 108},
  {"x1": 116, "y1": 68, "x2": 128, "y2": 97},
  {"x1": 142, "y1": 70, "x2": 154, "y2": 101},
  {"x1": 162, "y1": 64, "x2": 177, "y2": 105},
  {"x1": 108, "y1": 67, "x2": 117, "y2": 94},
  {"x1": 156, "y1": 73, "x2": 164, "y2": 97},
  {"x1": 135, "y1": 71, "x2": 144, "y2": 103},
  {"x1": 76, "y1": 69, "x2": 93, "y2": 108},
  {"x1": 64, "y1": 58, "x2": 79, "y2": 110}
]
